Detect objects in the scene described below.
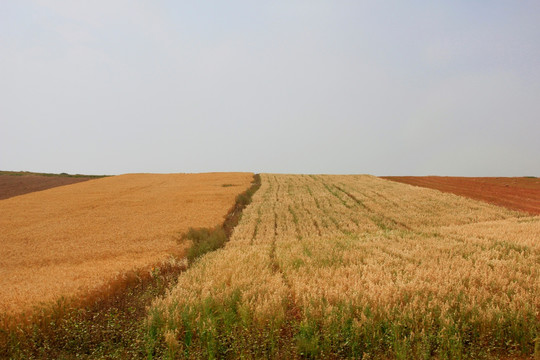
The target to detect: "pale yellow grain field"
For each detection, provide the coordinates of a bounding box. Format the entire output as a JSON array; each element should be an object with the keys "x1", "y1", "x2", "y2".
[
  {"x1": 0, "y1": 173, "x2": 253, "y2": 314},
  {"x1": 151, "y1": 174, "x2": 539, "y2": 356}
]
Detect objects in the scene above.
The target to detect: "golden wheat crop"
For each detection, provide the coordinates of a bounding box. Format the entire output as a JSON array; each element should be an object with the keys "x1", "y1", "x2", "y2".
[
  {"x1": 0, "y1": 173, "x2": 253, "y2": 315},
  {"x1": 150, "y1": 174, "x2": 539, "y2": 358}
]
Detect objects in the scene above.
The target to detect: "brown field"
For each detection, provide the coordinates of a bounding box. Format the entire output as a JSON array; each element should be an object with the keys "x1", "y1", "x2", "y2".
[
  {"x1": 382, "y1": 176, "x2": 540, "y2": 215},
  {"x1": 0, "y1": 172, "x2": 253, "y2": 315},
  {"x1": 0, "y1": 173, "x2": 99, "y2": 200}
]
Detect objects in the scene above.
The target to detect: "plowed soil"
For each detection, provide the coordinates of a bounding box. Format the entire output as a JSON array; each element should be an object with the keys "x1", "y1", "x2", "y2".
[
  {"x1": 0, "y1": 173, "x2": 253, "y2": 314},
  {"x1": 382, "y1": 176, "x2": 540, "y2": 215},
  {"x1": 0, "y1": 174, "x2": 97, "y2": 200}
]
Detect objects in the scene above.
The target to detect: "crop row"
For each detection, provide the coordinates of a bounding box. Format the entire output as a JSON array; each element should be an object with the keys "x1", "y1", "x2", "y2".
[{"x1": 148, "y1": 174, "x2": 539, "y2": 359}]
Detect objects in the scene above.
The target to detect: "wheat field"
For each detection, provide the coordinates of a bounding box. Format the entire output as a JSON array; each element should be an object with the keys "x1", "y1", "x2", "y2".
[
  {"x1": 149, "y1": 174, "x2": 539, "y2": 359},
  {"x1": 0, "y1": 172, "x2": 253, "y2": 315}
]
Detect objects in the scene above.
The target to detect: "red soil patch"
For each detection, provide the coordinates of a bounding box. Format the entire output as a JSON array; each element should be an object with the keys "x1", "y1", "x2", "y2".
[
  {"x1": 0, "y1": 175, "x2": 97, "y2": 200},
  {"x1": 382, "y1": 176, "x2": 540, "y2": 215}
]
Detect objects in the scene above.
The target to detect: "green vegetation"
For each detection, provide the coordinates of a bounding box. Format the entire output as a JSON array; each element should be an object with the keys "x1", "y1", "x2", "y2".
[
  {"x1": 291, "y1": 301, "x2": 538, "y2": 359},
  {"x1": 183, "y1": 227, "x2": 227, "y2": 262},
  {"x1": 184, "y1": 173, "x2": 261, "y2": 263},
  {"x1": 223, "y1": 173, "x2": 261, "y2": 238},
  {"x1": 146, "y1": 292, "x2": 294, "y2": 359}
]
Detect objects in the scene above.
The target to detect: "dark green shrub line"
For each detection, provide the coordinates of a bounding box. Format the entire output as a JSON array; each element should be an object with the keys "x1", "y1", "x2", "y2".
[
  {"x1": 183, "y1": 227, "x2": 227, "y2": 262},
  {"x1": 183, "y1": 174, "x2": 261, "y2": 263},
  {"x1": 0, "y1": 174, "x2": 261, "y2": 359}
]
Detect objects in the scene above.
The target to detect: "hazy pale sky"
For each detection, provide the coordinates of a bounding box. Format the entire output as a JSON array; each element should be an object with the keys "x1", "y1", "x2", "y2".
[{"x1": 1, "y1": 1, "x2": 539, "y2": 176}]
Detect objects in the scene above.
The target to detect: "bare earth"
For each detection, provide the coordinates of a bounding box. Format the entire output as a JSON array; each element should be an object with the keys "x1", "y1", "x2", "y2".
[
  {"x1": 0, "y1": 173, "x2": 253, "y2": 314},
  {"x1": 0, "y1": 174, "x2": 97, "y2": 200},
  {"x1": 382, "y1": 176, "x2": 540, "y2": 215}
]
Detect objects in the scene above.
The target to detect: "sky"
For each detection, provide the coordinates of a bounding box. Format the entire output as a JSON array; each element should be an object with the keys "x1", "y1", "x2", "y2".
[{"x1": 1, "y1": 1, "x2": 539, "y2": 176}]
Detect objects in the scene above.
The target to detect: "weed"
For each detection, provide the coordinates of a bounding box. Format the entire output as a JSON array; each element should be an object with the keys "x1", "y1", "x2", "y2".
[
  {"x1": 183, "y1": 227, "x2": 227, "y2": 262},
  {"x1": 0, "y1": 261, "x2": 185, "y2": 359}
]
